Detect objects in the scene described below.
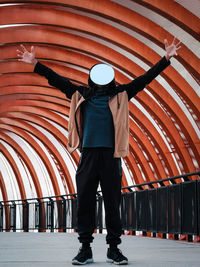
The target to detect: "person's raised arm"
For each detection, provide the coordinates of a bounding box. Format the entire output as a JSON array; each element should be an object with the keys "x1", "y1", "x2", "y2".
[
  {"x1": 119, "y1": 37, "x2": 181, "y2": 100},
  {"x1": 17, "y1": 45, "x2": 85, "y2": 99}
]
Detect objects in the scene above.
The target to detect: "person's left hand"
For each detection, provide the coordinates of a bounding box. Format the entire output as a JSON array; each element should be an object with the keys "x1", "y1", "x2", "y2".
[{"x1": 164, "y1": 37, "x2": 181, "y2": 60}]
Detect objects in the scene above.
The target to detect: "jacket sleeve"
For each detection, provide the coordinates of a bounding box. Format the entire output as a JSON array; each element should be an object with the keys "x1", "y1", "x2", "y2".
[
  {"x1": 118, "y1": 56, "x2": 171, "y2": 100},
  {"x1": 34, "y1": 62, "x2": 86, "y2": 99}
]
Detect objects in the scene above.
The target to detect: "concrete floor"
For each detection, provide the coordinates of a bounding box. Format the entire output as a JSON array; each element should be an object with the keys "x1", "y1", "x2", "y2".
[{"x1": 0, "y1": 232, "x2": 199, "y2": 267}]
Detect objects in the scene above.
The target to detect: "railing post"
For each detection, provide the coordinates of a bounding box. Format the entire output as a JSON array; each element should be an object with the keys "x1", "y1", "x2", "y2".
[
  {"x1": 35, "y1": 199, "x2": 46, "y2": 232},
  {"x1": 0, "y1": 202, "x2": 3, "y2": 232},
  {"x1": 23, "y1": 200, "x2": 29, "y2": 232},
  {"x1": 71, "y1": 197, "x2": 77, "y2": 230},
  {"x1": 10, "y1": 202, "x2": 16, "y2": 232},
  {"x1": 62, "y1": 198, "x2": 67, "y2": 232},
  {"x1": 57, "y1": 197, "x2": 66, "y2": 232},
  {"x1": 197, "y1": 180, "x2": 200, "y2": 238},
  {"x1": 35, "y1": 200, "x2": 40, "y2": 230},
  {"x1": 47, "y1": 198, "x2": 54, "y2": 232},
  {"x1": 181, "y1": 181, "x2": 198, "y2": 239}
]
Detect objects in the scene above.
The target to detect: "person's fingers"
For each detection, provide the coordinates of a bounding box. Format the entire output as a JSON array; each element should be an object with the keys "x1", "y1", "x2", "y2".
[
  {"x1": 17, "y1": 49, "x2": 23, "y2": 55},
  {"x1": 176, "y1": 46, "x2": 181, "y2": 51},
  {"x1": 176, "y1": 41, "x2": 181, "y2": 48},
  {"x1": 31, "y1": 46, "x2": 35, "y2": 57},
  {"x1": 17, "y1": 54, "x2": 22, "y2": 58},
  {"x1": 20, "y1": 44, "x2": 27, "y2": 52},
  {"x1": 18, "y1": 58, "x2": 23, "y2": 61},
  {"x1": 164, "y1": 39, "x2": 168, "y2": 50},
  {"x1": 172, "y1": 36, "x2": 176, "y2": 44}
]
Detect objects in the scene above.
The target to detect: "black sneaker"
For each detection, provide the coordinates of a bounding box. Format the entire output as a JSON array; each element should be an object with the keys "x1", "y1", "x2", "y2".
[
  {"x1": 72, "y1": 247, "x2": 93, "y2": 265},
  {"x1": 107, "y1": 248, "x2": 128, "y2": 265}
]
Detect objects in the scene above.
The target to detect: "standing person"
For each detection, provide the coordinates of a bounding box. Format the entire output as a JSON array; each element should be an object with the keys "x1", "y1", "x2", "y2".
[{"x1": 17, "y1": 37, "x2": 181, "y2": 265}]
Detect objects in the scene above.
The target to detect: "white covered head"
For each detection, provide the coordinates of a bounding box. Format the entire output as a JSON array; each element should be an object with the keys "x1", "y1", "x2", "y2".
[{"x1": 89, "y1": 63, "x2": 115, "y2": 86}]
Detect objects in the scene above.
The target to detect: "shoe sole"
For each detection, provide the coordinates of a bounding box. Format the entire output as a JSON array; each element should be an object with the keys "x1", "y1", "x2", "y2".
[
  {"x1": 72, "y1": 258, "x2": 94, "y2": 265},
  {"x1": 107, "y1": 258, "x2": 128, "y2": 265}
]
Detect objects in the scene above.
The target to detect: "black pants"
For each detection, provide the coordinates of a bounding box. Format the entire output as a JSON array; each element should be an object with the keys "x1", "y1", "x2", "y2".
[{"x1": 75, "y1": 148, "x2": 122, "y2": 245}]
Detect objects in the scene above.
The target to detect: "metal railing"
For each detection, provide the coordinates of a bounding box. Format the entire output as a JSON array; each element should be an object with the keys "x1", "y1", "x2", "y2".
[
  {"x1": 0, "y1": 171, "x2": 200, "y2": 240},
  {"x1": 120, "y1": 171, "x2": 200, "y2": 240}
]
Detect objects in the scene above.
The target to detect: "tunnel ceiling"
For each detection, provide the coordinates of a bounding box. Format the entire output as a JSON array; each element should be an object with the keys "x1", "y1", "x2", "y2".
[{"x1": 0, "y1": 0, "x2": 199, "y2": 201}]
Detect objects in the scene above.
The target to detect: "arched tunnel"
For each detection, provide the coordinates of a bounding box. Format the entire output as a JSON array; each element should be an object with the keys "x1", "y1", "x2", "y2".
[{"x1": 0, "y1": 0, "x2": 199, "y2": 203}]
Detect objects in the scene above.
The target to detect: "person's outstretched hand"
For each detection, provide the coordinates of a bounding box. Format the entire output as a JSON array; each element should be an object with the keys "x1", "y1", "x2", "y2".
[
  {"x1": 17, "y1": 45, "x2": 38, "y2": 66},
  {"x1": 164, "y1": 37, "x2": 181, "y2": 60}
]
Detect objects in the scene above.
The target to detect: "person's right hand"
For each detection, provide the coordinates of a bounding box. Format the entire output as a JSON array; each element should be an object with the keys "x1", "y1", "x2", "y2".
[{"x1": 17, "y1": 45, "x2": 38, "y2": 66}]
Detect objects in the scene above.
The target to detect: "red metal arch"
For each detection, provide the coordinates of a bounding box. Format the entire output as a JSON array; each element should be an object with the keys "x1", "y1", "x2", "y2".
[
  {"x1": 129, "y1": 105, "x2": 180, "y2": 176},
  {"x1": 0, "y1": 132, "x2": 43, "y2": 198},
  {"x1": 135, "y1": 94, "x2": 196, "y2": 172},
  {"x1": 0, "y1": 1, "x2": 199, "y2": 80},
  {"x1": 0, "y1": 122, "x2": 62, "y2": 197},
  {"x1": 0, "y1": 144, "x2": 26, "y2": 199},
  {"x1": 133, "y1": 0, "x2": 200, "y2": 40},
  {"x1": 0, "y1": 108, "x2": 75, "y2": 194},
  {"x1": 0, "y1": 171, "x2": 10, "y2": 230},
  {"x1": 0, "y1": 165, "x2": 9, "y2": 202},
  {"x1": 0, "y1": 30, "x2": 199, "y2": 125}
]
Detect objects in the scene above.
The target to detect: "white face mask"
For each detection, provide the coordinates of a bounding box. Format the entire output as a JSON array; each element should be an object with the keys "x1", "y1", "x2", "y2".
[{"x1": 89, "y1": 63, "x2": 115, "y2": 86}]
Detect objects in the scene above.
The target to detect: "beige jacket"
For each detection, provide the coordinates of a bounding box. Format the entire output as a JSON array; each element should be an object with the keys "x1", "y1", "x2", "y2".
[{"x1": 67, "y1": 91, "x2": 129, "y2": 158}]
